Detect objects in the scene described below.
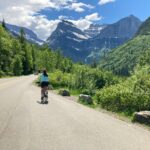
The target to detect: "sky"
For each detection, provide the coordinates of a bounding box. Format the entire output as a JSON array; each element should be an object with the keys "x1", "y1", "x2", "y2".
[{"x1": 0, "y1": 0, "x2": 149, "y2": 40}]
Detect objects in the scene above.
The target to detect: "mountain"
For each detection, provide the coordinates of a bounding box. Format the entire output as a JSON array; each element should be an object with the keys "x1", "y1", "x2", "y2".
[
  {"x1": 84, "y1": 24, "x2": 107, "y2": 38},
  {"x1": 2, "y1": 23, "x2": 44, "y2": 45},
  {"x1": 97, "y1": 15, "x2": 141, "y2": 39},
  {"x1": 85, "y1": 15, "x2": 142, "y2": 63},
  {"x1": 99, "y1": 17, "x2": 150, "y2": 76},
  {"x1": 46, "y1": 20, "x2": 90, "y2": 61},
  {"x1": 46, "y1": 15, "x2": 142, "y2": 63},
  {"x1": 136, "y1": 17, "x2": 150, "y2": 36}
]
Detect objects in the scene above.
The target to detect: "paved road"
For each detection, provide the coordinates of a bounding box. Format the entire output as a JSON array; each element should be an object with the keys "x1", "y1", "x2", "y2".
[{"x1": 0, "y1": 75, "x2": 150, "y2": 150}]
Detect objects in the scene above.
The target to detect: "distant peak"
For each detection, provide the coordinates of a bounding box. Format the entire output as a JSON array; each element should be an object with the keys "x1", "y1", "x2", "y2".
[
  {"x1": 61, "y1": 20, "x2": 74, "y2": 25},
  {"x1": 117, "y1": 15, "x2": 142, "y2": 24},
  {"x1": 127, "y1": 15, "x2": 141, "y2": 21},
  {"x1": 129, "y1": 14, "x2": 136, "y2": 18}
]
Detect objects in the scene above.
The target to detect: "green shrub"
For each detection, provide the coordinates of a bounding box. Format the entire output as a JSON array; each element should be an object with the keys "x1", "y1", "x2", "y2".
[
  {"x1": 81, "y1": 89, "x2": 96, "y2": 96},
  {"x1": 0, "y1": 70, "x2": 5, "y2": 77},
  {"x1": 49, "y1": 70, "x2": 71, "y2": 88},
  {"x1": 96, "y1": 65, "x2": 150, "y2": 114},
  {"x1": 49, "y1": 65, "x2": 120, "y2": 98}
]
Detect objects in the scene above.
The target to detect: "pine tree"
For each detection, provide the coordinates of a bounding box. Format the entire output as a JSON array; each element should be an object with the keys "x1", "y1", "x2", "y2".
[
  {"x1": 12, "y1": 55, "x2": 23, "y2": 76},
  {"x1": 22, "y1": 45, "x2": 33, "y2": 75},
  {"x1": 55, "y1": 50, "x2": 63, "y2": 69},
  {"x1": 91, "y1": 60, "x2": 97, "y2": 68},
  {"x1": 2, "y1": 19, "x2": 7, "y2": 30},
  {"x1": 19, "y1": 28, "x2": 26, "y2": 44},
  {"x1": 31, "y1": 45, "x2": 36, "y2": 71}
]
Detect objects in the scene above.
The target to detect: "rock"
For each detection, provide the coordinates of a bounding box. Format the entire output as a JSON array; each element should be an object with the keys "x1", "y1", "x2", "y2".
[
  {"x1": 48, "y1": 84, "x2": 53, "y2": 90},
  {"x1": 79, "y1": 94, "x2": 93, "y2": 104},
  {"x1": 59, "y1": 90, "x2": 70, "y2": 96},
  {"x1": 133, "y1": 111, "x2": 150, "y2": 124}
]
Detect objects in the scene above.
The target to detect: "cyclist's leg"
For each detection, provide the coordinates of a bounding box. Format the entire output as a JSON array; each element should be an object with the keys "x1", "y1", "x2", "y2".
[
  {"x1": 42, "y1": 87, "x2": 47, "y2": 96},
  {"x1": 45, "y1": 86, "x2": 48, "y2": 97},
  {"x1": 41, "y1": 87, "x2": 45, "y2": 100},
  {"x1": 45, "y1": 86, "x2": 48, "y2": 102}
]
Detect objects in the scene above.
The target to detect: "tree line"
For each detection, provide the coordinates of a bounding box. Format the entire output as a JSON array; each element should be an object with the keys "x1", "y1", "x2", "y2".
[{"x1": 0, "y1": 21, "x2": 73, "y2": 77}]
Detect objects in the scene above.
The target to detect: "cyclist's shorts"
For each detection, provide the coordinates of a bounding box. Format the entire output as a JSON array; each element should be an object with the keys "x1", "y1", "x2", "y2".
[{"x1": 41, "y1": 82, "x2": 49, "y2": 88}]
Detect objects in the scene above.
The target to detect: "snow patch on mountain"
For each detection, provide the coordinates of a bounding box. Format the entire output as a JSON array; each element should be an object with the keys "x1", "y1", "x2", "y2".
[
  {"x1": 72, "y1": 32, "x2": 90, "y2": 40},
  {"x1": 66, "y1": 36, "x2": 82, "y2": 42},
  {"x1": 85, "y1": 24, "x2": 107, "y2": 37}
]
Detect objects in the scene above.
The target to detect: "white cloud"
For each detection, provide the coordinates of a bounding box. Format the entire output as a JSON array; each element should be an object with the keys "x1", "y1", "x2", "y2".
[
  {"x1": 85, "y1": 13, "x2": 102, "y2": 21},
  {"x1": 70, "y1": 19, "x2": 91, "y2": 30},
  {"x1": 69, "y1": 13, "x2": 102, "y2": 30},
  {"x1": 58, "y1": 15, "x2": 68, "y2": 20},
  {"x1": 66, "y1": 2, "x2": 94, "y2": 12},
  {"x1": 99, "y1": 0, "x2": 115, "y2": 5},
  {"x1": 0, "y1": 0, "x2": 94, "y2": 40}
]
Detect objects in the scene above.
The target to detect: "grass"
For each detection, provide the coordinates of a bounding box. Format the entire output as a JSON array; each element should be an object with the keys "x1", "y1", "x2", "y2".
[{"x1": 0, "y1": 76, "x2": 15, "y2": 78}]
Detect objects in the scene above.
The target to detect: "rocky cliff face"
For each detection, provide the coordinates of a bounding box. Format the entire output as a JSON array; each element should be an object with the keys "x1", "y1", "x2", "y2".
[
  {"x1": 46, "y1": 20, "x2": 90, "y2": 61},
  {"x1": 84, "y1": 24, "x2": 107, "y2": 38},
  {"x1": 46, "y1": 15, "x2": 142, "y2": 63},
  {"x1": 97, "y1": 15, "x2": 142, "y2": 39}
]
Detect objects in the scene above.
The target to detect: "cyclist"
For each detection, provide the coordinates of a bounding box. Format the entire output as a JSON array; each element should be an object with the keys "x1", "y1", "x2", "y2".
[{"x1": 40, "y1": 69, "x2": 49, "y2": 103}]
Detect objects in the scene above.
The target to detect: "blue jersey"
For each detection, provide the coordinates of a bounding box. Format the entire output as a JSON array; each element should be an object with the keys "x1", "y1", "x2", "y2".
[{"x1": 40, "y1": 74, "x2": 49, "y2": 82}]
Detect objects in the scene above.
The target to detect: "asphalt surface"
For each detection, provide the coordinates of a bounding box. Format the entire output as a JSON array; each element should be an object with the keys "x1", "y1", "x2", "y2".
[{"x1": 0, "y1": 75, "x2": 150, "y2": 150}]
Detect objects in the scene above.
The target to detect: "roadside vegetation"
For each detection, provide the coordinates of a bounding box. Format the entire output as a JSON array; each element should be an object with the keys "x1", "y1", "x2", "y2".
[{"x1": 96, "y1": 65, "x2": 150, "y2": 116}]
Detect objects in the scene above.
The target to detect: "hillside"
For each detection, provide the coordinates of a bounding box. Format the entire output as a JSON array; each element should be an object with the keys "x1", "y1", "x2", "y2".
[
  {"x1": 136, "y1": 17, "x2": 150, "y2": 35},
  {"x1": 99, "y1": 17, "x2": 150, "y2": 76},
  {"x1": 96, "y1": 17, "x2": 150, "y2": 114}
]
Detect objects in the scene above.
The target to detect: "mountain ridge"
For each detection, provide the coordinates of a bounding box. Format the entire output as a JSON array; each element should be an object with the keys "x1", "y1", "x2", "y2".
[
  {"x1": 1, "y1": 15, "x2": 142, "y2": 63},
  {"x1": 0, "y1": 21, "x2": 44, "y2": 45},
  {"x1": 96, "y1": 15, "x2": 141, "y2": 39},
  {"x1": 99, "y1": 16, "x2": 150, "y2": 76},
  {"x1": 46, "y1": 15, "x2": 142, "y2": 62}
]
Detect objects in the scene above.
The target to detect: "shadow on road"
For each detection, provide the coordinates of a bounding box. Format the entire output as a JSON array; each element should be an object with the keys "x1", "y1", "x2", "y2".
[{"x1": 36, "y1": 101, "x2": 49, "y2": 105}]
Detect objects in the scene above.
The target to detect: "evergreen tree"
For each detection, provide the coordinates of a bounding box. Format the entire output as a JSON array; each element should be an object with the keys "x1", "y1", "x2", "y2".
[
  {"x1": 55, "y1": 50, "x2": 63, "y2": 69},
  {"x1": 0, "y1": 35, "x2": 13, "y2": 75},
  {"x1": 2, "y1": 19, "x2": 7, "y2": 30},
  {"x1": 11, "y1": 55, "x2": 23, "y2": 76},
  {"x1": 22, "y1": 45, "x2": 33, "y2": 75},
  {"x1": 31, "y1": 45, "x2": 36, "y2": 71},
  {"x1": 91, "y1": 60, "x2": 97, "y2": 68},
  {"x1": 19, "y1": 28, "x2": 26, "y2": 44}
]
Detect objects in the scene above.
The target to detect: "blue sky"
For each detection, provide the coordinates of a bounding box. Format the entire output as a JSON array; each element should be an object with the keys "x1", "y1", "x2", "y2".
[
  {"x1": 0, "y1": 0, "x2": 149, "y2": 40},
  {"x1": 40, "y1": 0, "x2": 150, "y2": 24}
]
